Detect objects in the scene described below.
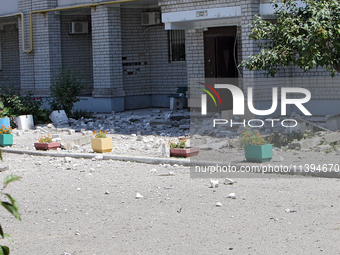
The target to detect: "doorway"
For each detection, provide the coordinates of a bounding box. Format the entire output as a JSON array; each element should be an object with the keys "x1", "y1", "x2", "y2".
[{"x1": 204, "y1": 26, "x2": 238, "y2": 113}]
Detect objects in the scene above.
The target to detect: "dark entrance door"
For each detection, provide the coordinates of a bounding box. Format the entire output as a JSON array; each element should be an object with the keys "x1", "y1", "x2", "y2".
[{"x1": 204, "y1": 26, "x2": 238, "y2": 113}]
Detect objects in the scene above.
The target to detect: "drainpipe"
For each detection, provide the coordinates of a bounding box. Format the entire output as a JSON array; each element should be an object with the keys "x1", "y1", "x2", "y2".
[
  {"x1": 26, "y1": 0, "x2": 139, "y2": 53},
  {"x1": 0, "y1": 12, "x2": 26, "y2": 53}
]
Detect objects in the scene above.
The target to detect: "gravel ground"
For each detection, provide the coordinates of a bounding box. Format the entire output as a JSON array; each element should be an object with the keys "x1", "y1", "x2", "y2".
[
  {"x1": 0, "y1": 110, "x2": 339, "y2": 254},
  {"x1": 0, "y1": 152, "x2": 339, "y2": 255}
]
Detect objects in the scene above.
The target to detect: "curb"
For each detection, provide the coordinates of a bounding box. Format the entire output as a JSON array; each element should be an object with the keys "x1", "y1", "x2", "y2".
[
  {"x1": 1, "y1": 148, "x2": 339, "y2": 178},
  {"x1": 1, "y1": 148, "x2": 192, "y2": 166}
]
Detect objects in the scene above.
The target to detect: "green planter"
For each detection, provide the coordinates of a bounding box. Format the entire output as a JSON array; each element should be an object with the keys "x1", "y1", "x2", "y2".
[
  {"x1": 0, "y1": 134, "x2": 13, "y2": 147},
  {"x1": 244, "y1": 144, "x2": 273, "y2": 163}
]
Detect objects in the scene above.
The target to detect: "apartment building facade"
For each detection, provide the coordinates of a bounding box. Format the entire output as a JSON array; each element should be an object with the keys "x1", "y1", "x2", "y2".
[{"x1": 0, "y1": 0, "x2": 339, "y2": 115}]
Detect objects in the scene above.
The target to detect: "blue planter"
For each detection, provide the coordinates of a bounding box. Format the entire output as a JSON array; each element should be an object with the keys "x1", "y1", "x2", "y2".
[
  {"x1": 244, "y1": 144, "x2": 273, "y2": 163},
  {"x1": 0, "y1": 118, "x2": 10, "y2": 128}
]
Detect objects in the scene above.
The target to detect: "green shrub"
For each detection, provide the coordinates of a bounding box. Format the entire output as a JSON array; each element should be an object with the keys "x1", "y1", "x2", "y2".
[
  {"x1": 0, "y1": 85, "x2": 50, "y2": 124},
  {"x1": 49, "y1": 66, "x2": 85, "y2": 116}
]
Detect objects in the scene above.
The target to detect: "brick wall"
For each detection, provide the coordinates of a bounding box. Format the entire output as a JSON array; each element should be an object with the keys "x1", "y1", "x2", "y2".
[
  {"x1": 185, "y1": 28, "x2": 204, "y2": 99},
  {"x1": 161, "y1": 0, "x2": 340, "y2": 105},
  {"x1": 0, "y1": 23, "x2": 20, "y2": 90},
  {"x1": 121, "y1": 7, "x2": 187, "y2": 97},
  {"x1": 160, "y1": 0, "x2": 241, "y2": 14},
  {"x1": 121, "y1": 8, "x2": 187, "y2": 95},
  {"x1": 91, "y1": 5, "x2": 124, "y2": 98},
  {"x1": 148, "y1": 23, "x2": 187, "y2": 95},
  {"x1": 60, "y1": 13, "x2": 93, "y2": 95},
  {"x1": 121, "y1": 8, "x2": 149, "y2": 96},
  {"x1": 18, "y1": 0, "x2": 62, "y2": 96}
]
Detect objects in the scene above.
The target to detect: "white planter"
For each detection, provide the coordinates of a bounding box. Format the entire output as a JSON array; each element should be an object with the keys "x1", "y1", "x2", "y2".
[{"x1": 15, "y1": 115, "x2": 34, "y2": 130}]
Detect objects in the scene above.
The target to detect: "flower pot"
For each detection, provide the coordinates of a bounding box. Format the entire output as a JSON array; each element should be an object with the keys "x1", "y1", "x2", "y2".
[
  {"x1": 0, "y1": 134, "x2": 13, "y2": 147},
  {"x1": 244, "y1": 144, "x2": 273, "y2": 163},
  {"x1": 34, "y1": 142, "x2": 60, "y2": 151},
  {"x1": 170, "y1": 147, "x2": 200, "y2": 158},
  {"x1": 91, "y1": 137, "x2": 112, "y2": 153},
  {"x1": 0, "y1": 118, "x2": 10, "y2": 128}
]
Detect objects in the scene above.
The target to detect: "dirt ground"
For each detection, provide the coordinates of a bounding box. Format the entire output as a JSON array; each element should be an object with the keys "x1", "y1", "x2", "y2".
[{"x1": 0, "y1": 152, "x2": 339, "y2": 255}]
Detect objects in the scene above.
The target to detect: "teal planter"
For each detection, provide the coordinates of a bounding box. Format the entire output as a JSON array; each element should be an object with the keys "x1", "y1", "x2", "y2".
[
  {"x1": 244, "y1": 144, "x2": 273, "y2": 163},
  {"x1": 0, "y1": 118, "x2": 10, "y2": 128},
  {"x1": 0, "y1": 134, "x2": 13, "y2": 147}
]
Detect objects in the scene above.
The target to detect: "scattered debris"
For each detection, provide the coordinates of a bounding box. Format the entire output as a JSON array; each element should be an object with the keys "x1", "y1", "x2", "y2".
[
  {"x1": 295, "y1": 116, "x2": 331, "y2": 132},
  {"x1": 135, "y1": 193, "x2": 143, "y2": 199},
  {"x1": 64, "y1": 157, "x2": 72, "y2": 163},
  {"x1": 227, "y1": 193, "x2": 236, "y2": 199},
  {"x1": 0, "y1": 165, "x2": 9, "y2": 172},
  {"x1": 158, "y1": 172, "x2": 175, "y2": 176},
  {"x1": 93, "y1": 155, "x2": 103, "y2": 161},
  {"x1": 210, "y1": 179, "x2": 219, "y2": 188},
  {"x1": 224, "y1": 178, "x2": 236, "y2": 185},
  {"x1": 49, "y1": 110, "x2": 69, "y2": 126},
  {"x1": 326, "y1": 113, "x2": 340, "y2": 131},
  {"x1": 315, "y1": 145, "x2": 333, "y2": 152}
]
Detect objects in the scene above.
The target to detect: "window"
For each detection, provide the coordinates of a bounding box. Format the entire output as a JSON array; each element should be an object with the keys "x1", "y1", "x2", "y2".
[{"x1": 169, "y1": 30, "x2": 185, "y2": 62}]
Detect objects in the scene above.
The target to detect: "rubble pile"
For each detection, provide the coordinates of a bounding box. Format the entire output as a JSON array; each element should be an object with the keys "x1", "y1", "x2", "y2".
[
  {"x1": 3, "y1": 108, "x2": 340, "y2": 164},
  {"x1": 67, "y1": 109, "x2": 191, "y2": 136}
]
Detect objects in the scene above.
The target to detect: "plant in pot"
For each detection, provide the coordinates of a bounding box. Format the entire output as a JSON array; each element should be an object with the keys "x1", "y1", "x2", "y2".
[
  {"x1": 91, "y1": 130, "x2": 112, "y2": 153},
  {"x1": 240, "y1": 127, "x2": 272, "y2": 163},
  {"x1": 0, "y1": 125, "x2": 13, "y2": 147},
  {"x1": 169, "y1": 138, "x2": 199, "y2": 158},
  {"x1": 0, "y1": 86, "x2": 46, "y2": 129},
  {"x1": 34, "y1": 135, "x2": 60, "y2": 151}
]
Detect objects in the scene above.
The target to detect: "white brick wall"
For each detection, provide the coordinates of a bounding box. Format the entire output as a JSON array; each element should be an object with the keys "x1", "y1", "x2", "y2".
[
  {"x1": 161, "y1": 0, "x2": 340, "y2": 103},
  {"x1": 60, "y1": 13, "x2": 93, "y2": 95},
  {"x1": 91, "y1": 5, "x2": 124, "y2": 98},
  {"x1": 2, "y1": 0, "x2": 337, "y2": 111},
  {"x1": 18, "y1": 0, "x2": 62, "y2": 96},
  {"x1": 121, "y1": 7, "x2": 187, "y2": 97},
  {"x1": 0, "y1": 23, "x2": 20, "y2": 90}
]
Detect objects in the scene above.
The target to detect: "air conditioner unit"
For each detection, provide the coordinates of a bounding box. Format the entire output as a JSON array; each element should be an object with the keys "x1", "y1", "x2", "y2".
[
  {"x1": 141, "y1": 12, "x2": 161, "y2": 26},
  {"x1": 69, "y1": 21, "x2": 89, "y2": 34}
]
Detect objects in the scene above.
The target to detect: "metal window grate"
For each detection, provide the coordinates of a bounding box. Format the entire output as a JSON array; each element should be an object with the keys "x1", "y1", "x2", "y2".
[{"x1": 169, "y1": 30, "x2": 185, "y2": 62}]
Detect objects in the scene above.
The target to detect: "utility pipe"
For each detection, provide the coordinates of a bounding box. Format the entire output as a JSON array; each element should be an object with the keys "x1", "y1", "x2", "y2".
[
  {"x1": 0, "y1": 12, "x2": 26, "y2": 53},
  {"x1": 26, "y1": 0, "x2": 139, "y2": 53}
]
